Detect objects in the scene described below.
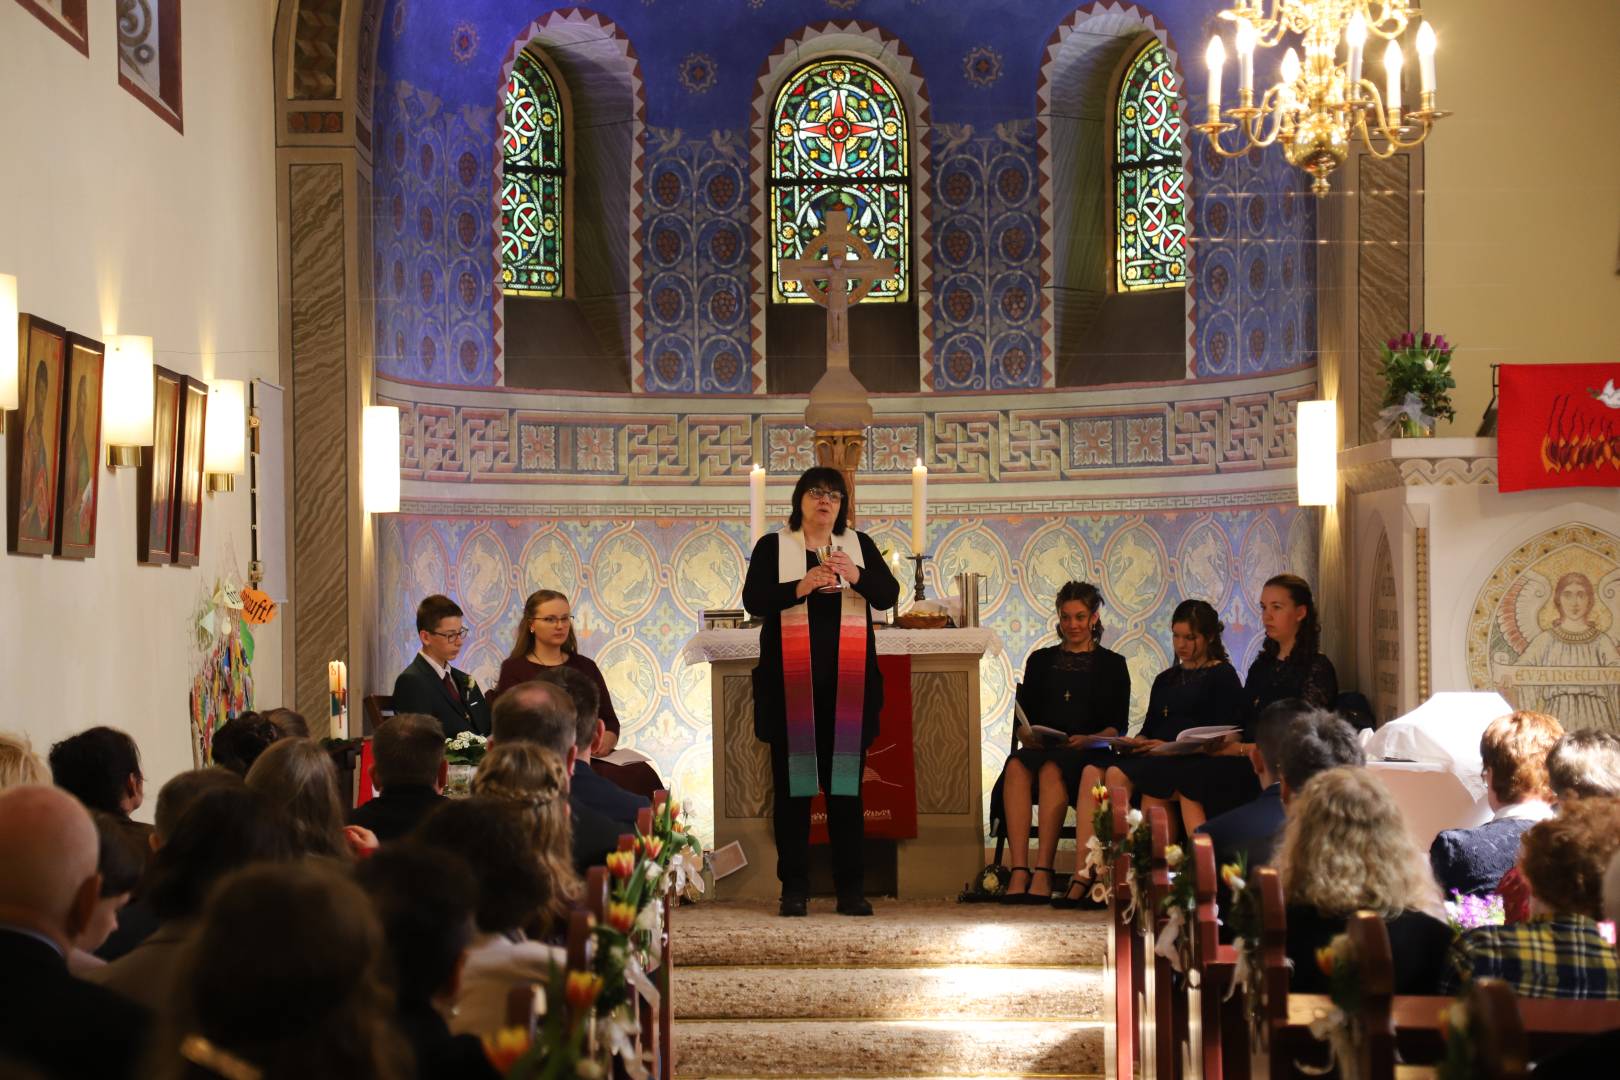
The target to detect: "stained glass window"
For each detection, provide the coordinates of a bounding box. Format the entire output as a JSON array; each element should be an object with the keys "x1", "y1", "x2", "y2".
[
  {"x1": 1115, "y1": 40, "x2": 1186, "y2": 292},
  {"x1": 770, "y1": 58, "x2": 909, "y2": 304},
  {"x1": 501, "y1": 50, "x2": 565, "y2": 298}
]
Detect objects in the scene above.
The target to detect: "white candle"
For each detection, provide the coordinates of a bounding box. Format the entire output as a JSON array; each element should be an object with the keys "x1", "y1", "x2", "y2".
[
  {"x1": 1345, "y1": 11, "x2": 1367, "y2": 91},
  {"x1": 910, "y1": 459, "x2": 928, "y2": 555},
  {"x1": 1205, "y1": 36, "x2": 1226, "y2": 114},
  {"x1": 1278, "y1": 47, "x2": 1300, "y2": 112},
  {"x1": 1383, "y1": 39, "x2": 1404, "y2": 118},
  {"x1": 1415, "y1": 21, "x2": 1437, "y2": 97},
  {"x1": 328, "y1": 660, "x2": 345, "y2": 695},
  {"x1": 749, "y1": 463, "x2": 766, "y2": 546},
  {"x1": 1236, "y1": 19, "x2": 1257, "y2": 96}
]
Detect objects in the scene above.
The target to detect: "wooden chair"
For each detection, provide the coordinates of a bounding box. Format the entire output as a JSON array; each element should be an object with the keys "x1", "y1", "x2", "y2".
[
  {"x1": 986, "y1": 683, "x2": 1076, "y2": 868},
  {"x1": 361, "y1": 693, "x2": 394, "y2": 735},
  {"x1": 1105, "y1": 785, "x2": 1140, "y2": 1080},
  {"x1": 1466, "y1": 979, "x2": 1529, "y2": 1080}
]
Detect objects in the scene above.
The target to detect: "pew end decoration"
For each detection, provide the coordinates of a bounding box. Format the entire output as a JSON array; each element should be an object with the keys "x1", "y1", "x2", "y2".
[
  {"x1": 1222, "y1": 855, "x2": 1267, "y2": 1045},
  {"x1": 1155, "y1": 838, "x2": 1194, "y2": 974}
]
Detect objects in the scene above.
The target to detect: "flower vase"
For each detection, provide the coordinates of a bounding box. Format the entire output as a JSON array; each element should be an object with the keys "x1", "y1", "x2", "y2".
[
  {"x1": 446, "y1": 762, "x2": 476, "y2": 797},
  {"x1": 1396, "y1": 414, "x2": 1433, "y2": 439}
]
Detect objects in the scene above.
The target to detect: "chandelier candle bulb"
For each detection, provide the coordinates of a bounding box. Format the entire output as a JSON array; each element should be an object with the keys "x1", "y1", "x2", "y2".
[
  {"x1": 749, "y1": 463, "x2": 766, "y2": 546},
  {"x1": 1236, "y1": 19, "x2": 1257, "y2": 96},
  {"x1": 1205, "y1": 36, "x2": 1226, "y2": 116},
  {"x1": 1345, "y1": 11, "x2": 1367, "y2": 90},
  {"x1": 1416, "y1": 22, "x2": 1437, "y2": 97},
  {"x1": 1279, "y1": 48, "x2": 1300, "y2": 111},
  {"x1": 910, "y1": 459, "x2": 927, "y2": 556},
  {"x1": 1383, "y1": 39, "x2": 1404, "y2": 119}
]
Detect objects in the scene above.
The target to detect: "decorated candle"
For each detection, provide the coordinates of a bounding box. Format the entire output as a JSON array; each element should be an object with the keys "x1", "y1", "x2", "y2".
[
  {"x1": 911, "y1": 459, "x2": 928, "y2": 555},
  {"x1": 749, "y1": 463, "x2": 766, "y2": 546}
]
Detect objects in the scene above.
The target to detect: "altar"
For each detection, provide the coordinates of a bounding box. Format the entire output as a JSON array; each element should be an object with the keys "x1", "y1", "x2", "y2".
[{"x1": 682, "y1": 627, "x2": 999, "y2": 899}]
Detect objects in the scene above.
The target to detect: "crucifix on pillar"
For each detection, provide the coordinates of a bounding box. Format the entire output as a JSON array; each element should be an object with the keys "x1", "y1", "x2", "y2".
[{"x1": 778, "y1": 206, "x2": 899, "y2": 525}]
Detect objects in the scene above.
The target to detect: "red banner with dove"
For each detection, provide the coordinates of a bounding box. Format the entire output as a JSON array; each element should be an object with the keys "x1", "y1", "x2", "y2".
[{"x1": 1498, "y1": 364, "x2": 1620, "y2": 492}]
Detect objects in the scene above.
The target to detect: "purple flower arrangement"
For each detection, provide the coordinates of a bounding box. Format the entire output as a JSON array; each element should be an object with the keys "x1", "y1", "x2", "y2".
[{"x1": 1444, "y1": 890, "x2": 1506, "y2": 932}]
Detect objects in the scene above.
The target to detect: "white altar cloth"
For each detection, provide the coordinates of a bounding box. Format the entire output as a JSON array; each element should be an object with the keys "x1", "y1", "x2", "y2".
[{"x1": 680, "y1": 626, "x2": 1002, "y2": 665}]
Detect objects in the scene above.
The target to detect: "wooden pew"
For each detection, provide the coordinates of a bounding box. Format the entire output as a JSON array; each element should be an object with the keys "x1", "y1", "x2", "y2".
[
  {"x1": 1105, "y1": 785, "x2": 1140, "y2": 1080},
  {"x1": 1183, "y1": 834, "x2": 1240, "y2": 1080},
  {"x1": 1140, "y1": 804, "x2": 1182, "y2": 1080}
]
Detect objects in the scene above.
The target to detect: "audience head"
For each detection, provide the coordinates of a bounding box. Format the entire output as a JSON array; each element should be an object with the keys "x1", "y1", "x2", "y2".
[
  {"x1": 414, "y1": 796, "x2": 567, "y2": 937},
  {"x1": 471, "y1": 743, "x2": 581, "y2": 931},
  {"x1": 78, "y1": 810, "x2": 147, "y2": 954},
  {"x1": 787, "y1": 465, "x2": 849, "y2": 535},
  {"x1": 490, "y1": 679, "x2": 578, "y2": 762},
  {"x1": 1546, "y1": 729, "x2": 1620, "y2": 802},
  {"x1": 153, "y1": 768, "x2": 244, "y2": 847},
  {"x1": 1055, "y1": 580, "x2": 1106, "y2": 647},
  {"x1": 1519, "y1": 797, "x2": 1620, "y2": 920},
  {"x1": 1171, "y1": 598, "x2": 1229, "y2": 664},
  {"x1": 245, "y1": 738, "x2": 349, "y2": 859},
  {"x1": 0, "y1": 731, "x2": 49, "y2": 789},
  {"x1": 1479, "y1": 711, "x2": 1564, "y2": 809},
  {"x1": 370, "y1": 713, "x2": 447, "y2": 792},
  {"x1": 1259, "y1": 573, "x2": 1320, "y2": 659},
  {"x1": 173, "y1": 860, "x2": 408, "y2": 1080},
  {"x1": 210, "y1": 713, "x2": 284, "y2": 777},
  {"x1": 1251, "y1": 697, "x2": 1312, "y2": 782},
  {"x1": 355, "y1": 844, "x2": 477, "y2": 1009},
  {"x1": 510, "y1": 588, "x2": 579, "y2": 660},
  {"x1": 1277, "y1": 708, "x2": 1364, "y2": 803},
  {"x1": 0, "y1": 785, "x2": 101, "y2": 950},
  {"x1": 264, "y1": 708, "x2": 310, "y2": 739},
  {"x1": 1276, "y1": 766, "x2": 1440, "y2": 917},
  {"x1": 531, "y1": 664, "x2": 601, "y2": 752},
  {"x1": 48, "y1": 726, "x2": 144, "y2": 815},
  {"x1": 415, "y1": 593, "x2": 467, "y2": 667},
  {"x1": 147, "y1": 786, "x2": 293, "y2": 923}
]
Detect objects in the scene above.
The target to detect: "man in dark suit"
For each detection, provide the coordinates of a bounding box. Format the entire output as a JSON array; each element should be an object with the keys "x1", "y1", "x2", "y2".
[
  {"x1": 349, "y1": 712, "x2": 449, "y2": 843},
  {"x1": 531, "y1": 665, "x2": 650, "y2": 829},
  {"x1": 392, "y1": 594, "x2": 491, "y2": 738},
  {"x1": 491, "y1": 680, "x2": 622, "y2": 872},
  {"x1": 1197, "y1": 698, "x2": 1310, "y2": 870},
  {"x1": 0, "y1": 784, "x2": 150, "y2": 1079}
]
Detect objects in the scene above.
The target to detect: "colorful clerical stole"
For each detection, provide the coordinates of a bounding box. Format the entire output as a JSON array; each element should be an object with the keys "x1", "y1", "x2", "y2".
[{"x1": 777, "y1": 528, "x2": 867, "y2": 797}]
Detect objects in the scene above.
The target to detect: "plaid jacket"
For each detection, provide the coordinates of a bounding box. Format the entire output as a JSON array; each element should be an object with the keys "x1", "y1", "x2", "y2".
[{"x1": 1438, "y1": 915, "x2": 1620, "y2": 999}]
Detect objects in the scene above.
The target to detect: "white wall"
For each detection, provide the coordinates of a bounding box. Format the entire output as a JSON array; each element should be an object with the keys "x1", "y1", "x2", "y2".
[
  {"x1": 1425, "y1": 0, "x2": 1620, "y2": 434},
  {"x1": 0, "y1": 0, "x2": 282, "y2": 812}
]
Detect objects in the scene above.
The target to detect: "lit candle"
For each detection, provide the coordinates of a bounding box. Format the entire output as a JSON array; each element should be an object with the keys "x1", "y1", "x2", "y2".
[
  {"x1": 1415, "y1": 21, "x2": 1437, "y2": 98},
  {"x1": 910, "y1": 459, "x2": 928, "y2": 556},
  {"x1": 1383, "y1": 39, "x2": 1404, "y2": 119},
  {"x1": 1278, "y1": 47, "x2": 1301, "y2": 112},
  {"x1": 1205, "y1": 36, "x2": 1226, "y2": 115},
  {"x1": 328, "y1": 660, "x2": 347, "y2": 739},
  {"x1": 1236, "y1": 19, "x2": 1257, "y2": 96},
  {"x1": 1345, "y1": 11, "x2": 1367, "y2": 91},
  {"x1": 749, "y1": 463, "x2": 766, "y2": 546}
]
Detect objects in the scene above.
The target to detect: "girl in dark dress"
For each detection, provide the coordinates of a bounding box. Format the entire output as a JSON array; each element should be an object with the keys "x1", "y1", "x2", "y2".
[
  {"x1": 1246, "y1": 573, "x2": 1338, "y2": 716},
  {"x1": 1002, "y1": 582, "x2": 1131, "y2": 905},
  {"x1": 1105, "y1": 600, "x2": 1252, "y2": 837},
  {"x1": 493, "y1": 589, "x2": 624, "y2": 753}
]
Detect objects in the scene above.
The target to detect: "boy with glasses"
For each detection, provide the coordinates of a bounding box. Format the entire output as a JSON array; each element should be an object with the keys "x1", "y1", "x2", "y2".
[{"x1": 392, "y1": 594, "x2": 491, "y2": 738}]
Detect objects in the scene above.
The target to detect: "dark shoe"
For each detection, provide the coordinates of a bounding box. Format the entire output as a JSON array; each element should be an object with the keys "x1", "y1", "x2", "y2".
[
  {"x1": 1050, "y1": 873, "x2": 1087, "y2": 910},
  {"x1": 836, "y1": 895, "x2": 874, "y2": 916},
  {"x1": 779, "y1": 894, "x2": 808, "y2": 917},
  {"x1": 999, "y1": 866, "x2": 1034, "y2": 905}
]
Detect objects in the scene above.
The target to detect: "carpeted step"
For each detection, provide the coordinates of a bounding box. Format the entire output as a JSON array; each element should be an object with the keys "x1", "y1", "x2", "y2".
[
  {"x1": 673, "y1": 899, "x2": 1108, "y2": 968},
  {"x1": 673, "y1": 1018, "x2": 1103, "y2": 1078},
  {"x1": 674, "y1": 964, "x2": 1103, "y2": 1021}
]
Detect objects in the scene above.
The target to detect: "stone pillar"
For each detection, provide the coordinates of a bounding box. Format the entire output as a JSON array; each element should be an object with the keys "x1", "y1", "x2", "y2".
[{"x1": 813, "y1": 429, "x2": 866, "y2": 526}]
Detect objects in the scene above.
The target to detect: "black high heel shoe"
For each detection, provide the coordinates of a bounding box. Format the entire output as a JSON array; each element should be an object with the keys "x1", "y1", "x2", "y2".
[
  {"x1": 1052, "y1": 869, "x2": 1108, "y2": 910},
  {"x1": 998, "y1": 866, "x2": 1034, "y2": 905}
]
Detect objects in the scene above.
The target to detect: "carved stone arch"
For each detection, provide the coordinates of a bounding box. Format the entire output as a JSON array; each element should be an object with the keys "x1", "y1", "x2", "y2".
[
  {"x1": 749, "y1": 21, "x2": 935, "y2": 394},
  {"x1": 1036, "y1": 1, "x2": 1195, "y2": 385}
]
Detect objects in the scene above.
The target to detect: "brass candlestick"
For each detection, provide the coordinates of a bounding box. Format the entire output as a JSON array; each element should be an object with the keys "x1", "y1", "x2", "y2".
[{"x1": 908, "y1": 553, "x2": 931, "y2": 603}]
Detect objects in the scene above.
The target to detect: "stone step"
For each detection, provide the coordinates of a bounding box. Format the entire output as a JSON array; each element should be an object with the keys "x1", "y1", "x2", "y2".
[
  {"x1": 673, "y1": 1018, "x2": 1104, "y2": 1079},
  {"x1": 673, "y1": 899, "x2": 1108, "y2": 968},
  {"x1": 674, "y1": 964, "x2": 1104, "y2": 1021}
]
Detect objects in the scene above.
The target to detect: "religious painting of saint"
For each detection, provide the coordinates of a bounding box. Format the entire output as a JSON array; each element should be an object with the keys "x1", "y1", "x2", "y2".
[
  {"x1": 55, "y1": 334, "x2": 104, "y2": 559},
  {"x1": 172, "y1": 375, "x2": 208, "y2": 567},
  {"x1": 5, "y1": 315, "x2": 69, "y2": 557},
  {"x1": 1468, "y1": 525, "x2": 1620, "y2": 734},
  {"x1": 138, "y1": 366, "x2": 183, "y2": 565}
]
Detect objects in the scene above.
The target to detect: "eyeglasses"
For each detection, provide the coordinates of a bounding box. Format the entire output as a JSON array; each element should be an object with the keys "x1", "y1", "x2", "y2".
[
  {"x1": 429, "y1": 628, "x2": 470, "y2": 642},
  {"x1": 534, "y1": 615, "x2": 573, "y2": 626},
  {"x1": 806, "y1": 487, "x2": 844, "y2": 503}
]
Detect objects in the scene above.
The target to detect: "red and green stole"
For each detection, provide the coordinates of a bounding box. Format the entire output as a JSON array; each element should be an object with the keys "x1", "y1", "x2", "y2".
[{"x1": 778, "y1": 528, "x2": 868, "y2": 797}]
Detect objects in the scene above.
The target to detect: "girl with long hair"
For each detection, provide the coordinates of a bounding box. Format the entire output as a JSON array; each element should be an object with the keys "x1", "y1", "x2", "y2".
[
  {"x1": 470, "y1": 742, "x2": 581, "y2": 938},
  {"x1": 1245, "y1": 573, "x2": 1337, "y2": 715},
  {"x1": 492, "y1": 589, "x2": 623, "y2": 753},
  {"x1": 245, "y1": 739, "x2": 375, "y2": 860}
]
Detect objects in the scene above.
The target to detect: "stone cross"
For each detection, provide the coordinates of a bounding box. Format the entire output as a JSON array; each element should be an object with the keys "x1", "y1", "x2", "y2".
[{"x1": 778, "y1": 207, "x2": 898, "y2": 379}]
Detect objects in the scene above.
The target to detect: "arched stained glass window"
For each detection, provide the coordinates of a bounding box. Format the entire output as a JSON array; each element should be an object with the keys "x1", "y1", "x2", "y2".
[
  {"x1": 501, "y1": 50, "x2": 565, "y2": 298},
  {"x1": 770, "y1": 58, "x2": 909, "y2": 304},
  {"x1": 1114, "y1": 40, "x2": 1186, "y2": 292}
]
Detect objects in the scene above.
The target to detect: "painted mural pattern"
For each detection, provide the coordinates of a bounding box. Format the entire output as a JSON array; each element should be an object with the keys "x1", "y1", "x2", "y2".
[{"x1": 377, "y1": 504, "x2": 1319, "y2": 840}]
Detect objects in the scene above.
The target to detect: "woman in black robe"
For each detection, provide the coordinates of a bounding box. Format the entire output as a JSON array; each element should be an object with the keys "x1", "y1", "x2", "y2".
[
  {"x1": 1246, "y1": 573, "x2": 1338, "y2": 715},
  {"x1": 743, "y1": 466, "x2": 900, "y2": 918},
  {"x1": 1001, "y1": 581, "x2": 1130, "y2": 905}
]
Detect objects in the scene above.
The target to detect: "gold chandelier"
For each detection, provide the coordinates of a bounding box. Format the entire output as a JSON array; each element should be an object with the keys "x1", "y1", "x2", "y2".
[{"x1": 1195, "y1": 1, "x2": 1449, "y2": 196}]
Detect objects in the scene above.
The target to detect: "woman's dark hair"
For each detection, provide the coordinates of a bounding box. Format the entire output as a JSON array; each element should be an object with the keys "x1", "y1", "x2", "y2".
[
  {"x1": 146, "y1": 786, "x2": 293, "y2": 922},
  {"x1": 48, "y1": 726, "x2": 143, "y2": 814},
  {"x1": 355, "y1": 843, "x2": 477, "y2": 1008},
  {"x1": 1260, "y1": 573, "x2": 1321, "y2": 660},
  {"x1": 172, "y1": 860, "x2": 408, "y2": 1080},
  {"x1": 264, "y1": 707, "x2": 310, "y2": 739},
  {"x1": 90, "y1": 811, "x2": 148, "y2": 898},
  {"x1": 244, "y1": 738, "x2": 350, "y2": 860},
  {"x1": 210, "y1": 713, "x2": 284, "y2": 777},
  {"x1": 786, "y1": 466, "x2": 849, "y2": 534},
  {"x1": 1171, "y1": 598, "x2": 1229, "y2": 663},
  {"x1": 413, "y1": 796, "x2": 551, "y2": 936},
  {"x1": 1055, "y1": 581, "x2": 1106, "y2": 644}
]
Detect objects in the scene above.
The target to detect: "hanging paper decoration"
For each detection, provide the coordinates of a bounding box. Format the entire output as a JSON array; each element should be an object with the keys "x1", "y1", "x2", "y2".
[{"x1": 189, "y1": 573, "x2": 255, "y2": 767}]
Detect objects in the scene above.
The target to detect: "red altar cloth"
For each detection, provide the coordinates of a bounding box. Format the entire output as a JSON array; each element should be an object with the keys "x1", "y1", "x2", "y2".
[{"x1": 810, "y1": 654, "x2": 918, "y2": 842}]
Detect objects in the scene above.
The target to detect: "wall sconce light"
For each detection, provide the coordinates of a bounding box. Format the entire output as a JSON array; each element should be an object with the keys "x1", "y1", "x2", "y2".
[
  {"x1": 1296, "y1": 399, "x2": 1338, "y2": 507},
  {"x1": 362, "y1": 405, "x2": 400, "y2": 514},
  {"x1": 103, "y1": 335, "x2": 155, "y2": 468},
  {"x1": 203, "y1": 379, "x2": 245, "y2": 493},
  {"x1": 0, "y1": 274, "x2": 17, "y2": 433}
]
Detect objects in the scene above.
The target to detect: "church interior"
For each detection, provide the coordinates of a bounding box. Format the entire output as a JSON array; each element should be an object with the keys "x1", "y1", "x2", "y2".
[{"x1": 3, "y1": 0, "x2": 1620, "y2": 1077}]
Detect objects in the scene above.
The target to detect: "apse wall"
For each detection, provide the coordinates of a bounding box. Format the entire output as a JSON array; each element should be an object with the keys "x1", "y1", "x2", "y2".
[{"x1": 369, "y1": 0, "x2": 1323, "y2": 835}]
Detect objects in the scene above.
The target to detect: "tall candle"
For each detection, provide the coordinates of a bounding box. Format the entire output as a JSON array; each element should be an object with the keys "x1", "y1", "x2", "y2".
[
  {"x1": 1415, "y1": 22, "x2": 1437, "y2": 97},
  {"x1": 328, "y1": 661, "x2": 347, "y2": 739},
  {"x1": 1345, "y1": 11, "x2": 1367, "y2": 91},
  {"x1": 911, "y1": 459, "x2": 928, "y2": 555},
  {"x1": 1205, "y1": 36, "x2": 1225, "y2": 115},
  {"x1": 1235, "y1": 19, "x2": 1257, "y2": 96},
  {"x1": 1384, "y1": 39, "x2": 1404, "y2": 118},
  {"x1": 748, "y1": 463, "x2": 766, "y2": 545}
]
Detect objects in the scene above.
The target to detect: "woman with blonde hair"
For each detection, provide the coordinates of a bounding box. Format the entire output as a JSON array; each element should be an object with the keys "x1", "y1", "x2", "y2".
[
  {"x1": 0, "y1": 731, "x2": 49, "y2": 789},
  {"x1": 246, "y1": 739, "x2": 376, "y2": 860},
  {"x1": 492, "y1": 589, "x2": 622, "y2": 753},
  {"x1": 471, "y1": 741, "x2": 580, "y2": 938},
  {"x1": 1275, "y1": 766, "x2": 1453, "y2": 993}
]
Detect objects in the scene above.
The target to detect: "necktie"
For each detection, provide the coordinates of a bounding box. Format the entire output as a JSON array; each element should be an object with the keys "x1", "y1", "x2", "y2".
[{"x1": 442, "y1": 671, "x2": 461, "y2": 704}]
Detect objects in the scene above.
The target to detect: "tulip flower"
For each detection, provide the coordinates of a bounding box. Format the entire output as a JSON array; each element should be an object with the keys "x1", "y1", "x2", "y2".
[
  {"x1": 1316, "y1": 945, "x2": 1336, "y2": 977},
  {"x1": 605, "y1": 850, "x2": 636, "y2": 880},
  {"x1": 606, "y1": 901, "x2": 637, "y2": 935},
  {"x1": 482, "y1": 1028, "x2": 532, "y2": 1072},
  {"x1": 1220, "y1": 864, "x2": 1245, "y2": 891},
  {"x1": 565, "y1": 971, "x2": 604, "y2": 1011},
  {"x1": 1164, "y1": 844, "x2": 1183, "y2": 869},
  {"x1": 1091, "y1": 784, "x2": 1110, "y2": 803},
  {"x1": 1386, "y1": 337, "x2": 1399, "y2": 351},
  {"x1": 1421, "y1": 331, "x2": 1432, "y2": 349},
  {"x1": 638, "y1": 835, "x2": 664, "y2": 861}
]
